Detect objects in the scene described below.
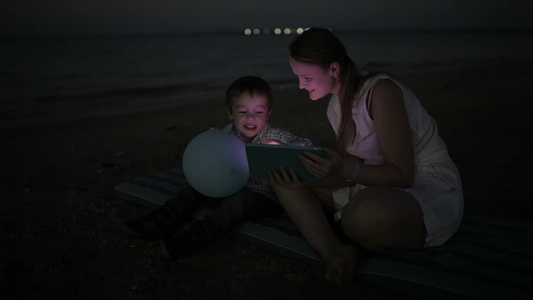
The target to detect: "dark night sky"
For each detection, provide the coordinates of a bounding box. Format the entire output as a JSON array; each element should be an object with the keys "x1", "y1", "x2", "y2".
[{"x1": 1, "y1": 0, "x2": 532, "y2": 36}]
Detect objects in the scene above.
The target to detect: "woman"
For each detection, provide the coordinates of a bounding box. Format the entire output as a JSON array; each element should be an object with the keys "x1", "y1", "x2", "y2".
[{"x1": 268, "y1": 28, "x2": 463, "y2": 286}]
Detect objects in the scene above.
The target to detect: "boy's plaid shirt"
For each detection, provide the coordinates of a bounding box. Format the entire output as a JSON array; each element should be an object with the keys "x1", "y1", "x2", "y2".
[{"x1": 215, "y1": 122, "x2": 313, "y2": 200}]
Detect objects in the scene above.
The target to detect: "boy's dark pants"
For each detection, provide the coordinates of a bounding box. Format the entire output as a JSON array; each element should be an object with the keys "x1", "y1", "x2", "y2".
[{"x1": 163, "y1": 186, "x2": 281, "y2": 241}]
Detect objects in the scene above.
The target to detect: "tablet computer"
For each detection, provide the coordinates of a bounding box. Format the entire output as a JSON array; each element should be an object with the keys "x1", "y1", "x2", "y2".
[{"x1": 246, "y1": 143, "x2": 326, "y2": 182}]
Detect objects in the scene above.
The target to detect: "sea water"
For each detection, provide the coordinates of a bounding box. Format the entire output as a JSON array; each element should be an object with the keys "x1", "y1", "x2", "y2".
[{"x1": 1, "y1": 31, "x2": 532, "y2": 126}]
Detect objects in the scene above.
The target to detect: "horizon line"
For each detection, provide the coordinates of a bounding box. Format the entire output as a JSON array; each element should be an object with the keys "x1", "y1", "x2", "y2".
[{"x1": 1, "y1": 28, "x2": 532, "y2": 38}]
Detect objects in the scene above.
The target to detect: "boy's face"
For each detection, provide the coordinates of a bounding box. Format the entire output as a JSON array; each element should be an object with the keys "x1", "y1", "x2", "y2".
[{"x1": 228, "y1": 91, "x2": 271, "y2": 142}]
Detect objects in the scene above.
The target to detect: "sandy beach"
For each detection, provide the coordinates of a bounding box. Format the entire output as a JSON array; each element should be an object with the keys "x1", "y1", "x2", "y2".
[{"x1": 1, "y1": 61, "x2": 531, "y2": 299}]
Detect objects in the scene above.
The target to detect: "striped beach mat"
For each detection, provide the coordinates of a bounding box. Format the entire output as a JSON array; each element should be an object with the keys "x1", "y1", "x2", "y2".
[{"x1": 115, "y1": 168, "x2": 532, "y2": 299}]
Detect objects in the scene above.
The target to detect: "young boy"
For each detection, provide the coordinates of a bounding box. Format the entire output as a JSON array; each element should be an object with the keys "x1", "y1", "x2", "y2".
[{"x1": 121, "y1": 76, "x2": 312, "y2": 260}]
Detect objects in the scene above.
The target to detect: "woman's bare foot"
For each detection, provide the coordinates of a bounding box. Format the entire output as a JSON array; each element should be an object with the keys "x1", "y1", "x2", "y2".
[{"x1": 324, "y1": 243, "x2": 358, "y2": 287}]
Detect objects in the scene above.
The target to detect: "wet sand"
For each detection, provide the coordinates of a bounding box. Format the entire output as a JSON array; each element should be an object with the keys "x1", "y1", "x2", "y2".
[{"x1": 1, "y1": 61, "x2": 531, "y2": 299}]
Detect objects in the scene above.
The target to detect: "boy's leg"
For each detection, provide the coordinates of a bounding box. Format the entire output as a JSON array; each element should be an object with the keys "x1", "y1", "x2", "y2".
[
  {"x1": 121, "y1": 186, "x2": 203, "y2": 239},
  {"x1": 200, "y1": 190, "x2": 280, "y2": 239},
  {"x1": 163, "y1": 191, "x2": 280, "y2": 260}
]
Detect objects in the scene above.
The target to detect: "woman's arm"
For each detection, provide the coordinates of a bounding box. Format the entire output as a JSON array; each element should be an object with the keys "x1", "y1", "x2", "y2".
[
  {"x1": 299, "y1": 79, "x2": 415, "y2": 188},
  {"x1": 362, "y1": 79, "x2": 415, "y2": 187}
]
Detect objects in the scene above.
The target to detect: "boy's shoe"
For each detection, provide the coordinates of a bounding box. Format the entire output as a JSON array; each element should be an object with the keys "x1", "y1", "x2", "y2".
[
  {"x1": 162, "y1": 221, "x2": 208, "y2": 261},
  {"x1": 120, "y1": 209, "x2": 188, "y2": 240}
]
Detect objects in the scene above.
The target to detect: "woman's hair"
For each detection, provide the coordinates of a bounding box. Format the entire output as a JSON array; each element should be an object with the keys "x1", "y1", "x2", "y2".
[
  {"x1": 225, "y1": 75, "x2": 273, "y2": 112},
  {"x1": 289, "y1": 28, "x2": 362, "y2": 157}
]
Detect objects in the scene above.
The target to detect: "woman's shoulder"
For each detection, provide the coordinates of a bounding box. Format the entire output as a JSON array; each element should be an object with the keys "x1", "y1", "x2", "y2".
[
  {"x1": 359, "y1": 73, "x2": 402, "y2": 95},
  {"x1": 370, "y1": 79, "x2": 404, "y2": 110},
  {"x1": 361, "y1": 72, "x2": 396, "y2": 85},
  {"x1": 373, "y1": 77, "x2": 401, "y2": 93}
]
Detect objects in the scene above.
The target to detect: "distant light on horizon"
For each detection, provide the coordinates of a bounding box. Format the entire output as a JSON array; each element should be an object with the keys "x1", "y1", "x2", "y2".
[{"x1": 244, "y1": 27, "x2": 309, "y2": 35}]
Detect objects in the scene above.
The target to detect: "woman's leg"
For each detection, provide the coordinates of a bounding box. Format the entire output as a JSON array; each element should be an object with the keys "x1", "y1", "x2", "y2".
[
  {"x1": 274, "y1": 186, "x2": 357, "y2": 286},
  {"x1": 341, "y1": 187, "x2": 426, "y2": 252}
]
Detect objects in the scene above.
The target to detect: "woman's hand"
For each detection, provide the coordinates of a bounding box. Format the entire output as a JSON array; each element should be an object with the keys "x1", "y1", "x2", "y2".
[
  {"x1": 299, "y1": 148, "x2": 347, "y2": 179},
  {"x1": 268, "y1": 167, "x2": 307, "y2": 191}
]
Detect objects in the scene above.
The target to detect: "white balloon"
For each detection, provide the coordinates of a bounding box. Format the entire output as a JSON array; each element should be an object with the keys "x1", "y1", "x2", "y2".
[{"x1": 182, "y1": 130, "x2": 250, "y2": 198}]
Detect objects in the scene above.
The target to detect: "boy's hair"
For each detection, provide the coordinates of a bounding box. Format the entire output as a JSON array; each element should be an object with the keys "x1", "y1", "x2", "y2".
[{"x1": 225, "y1": 76, "x2": 273, "y2": 112}]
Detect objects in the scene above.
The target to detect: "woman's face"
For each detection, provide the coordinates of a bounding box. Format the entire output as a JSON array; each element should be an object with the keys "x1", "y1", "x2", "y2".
[
  {"x1": 228, "y1": 91, "x2": 271, "y2": 142},
  {"x1": 289, "y1": 57, "x2": 341, "y2": 100}
]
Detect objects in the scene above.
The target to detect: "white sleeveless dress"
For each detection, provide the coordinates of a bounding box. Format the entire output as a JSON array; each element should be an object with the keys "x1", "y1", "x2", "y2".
[{"x1": 327, "y1": 74, "x2": 463, "y2": 247}]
